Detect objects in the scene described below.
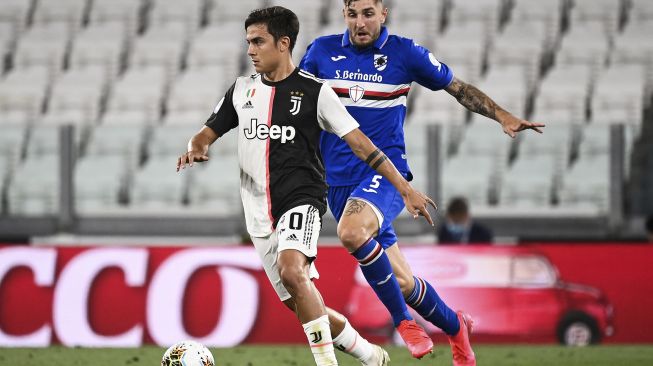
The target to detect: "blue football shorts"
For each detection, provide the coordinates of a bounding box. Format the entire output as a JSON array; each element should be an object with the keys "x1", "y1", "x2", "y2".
[{"x1": 328, "y1": 173, "x2": 408, "y2": 249}]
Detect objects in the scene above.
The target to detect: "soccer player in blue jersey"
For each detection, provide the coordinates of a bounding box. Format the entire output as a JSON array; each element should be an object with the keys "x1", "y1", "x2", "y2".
[{"x1": 300, "y1": 0, "x2": 545, "y2": 364}]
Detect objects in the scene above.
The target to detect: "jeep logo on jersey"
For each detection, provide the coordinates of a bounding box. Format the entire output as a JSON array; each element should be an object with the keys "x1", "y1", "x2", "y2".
[
  {"x1": 244, "y1": 118, "x2": 295, "y2": 143},
  {"x1": 374, "y1": 54, "x2": 388, "y2": 71},
  {"x1": 349, "y1": 85, "x2": 365, "y2": 102},
  {"x1": 289, "y1": 91, "x2": 303, "y2": 115}
]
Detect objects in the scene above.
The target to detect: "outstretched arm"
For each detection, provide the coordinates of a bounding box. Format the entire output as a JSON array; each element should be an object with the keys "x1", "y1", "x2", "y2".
[
  {"x1": 342, "y1": 128, "x2": 437, "y2": 225},
  {"x1": 176, "y1": 126, "x2": 218, "y2": 171},
  {"x1": 445, "y1": 77, "x2": 545, "y2": 137}
]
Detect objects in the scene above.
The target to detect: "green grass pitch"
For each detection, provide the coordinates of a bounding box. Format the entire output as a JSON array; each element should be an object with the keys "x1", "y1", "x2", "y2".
[{"x1": 1, "y1": 345, "x2": 652, "y2": 365}]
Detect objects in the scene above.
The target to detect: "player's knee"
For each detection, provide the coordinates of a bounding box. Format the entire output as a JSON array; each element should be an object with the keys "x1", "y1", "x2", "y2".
[
  {"x1": 279, "y1": 265, "x2": 309, "y2": 294},
  {"x1": 337, "y1": 224, "x2": 369, "y2": 252}
]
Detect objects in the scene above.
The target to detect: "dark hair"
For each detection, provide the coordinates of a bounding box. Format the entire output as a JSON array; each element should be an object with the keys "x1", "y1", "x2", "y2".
[
  {"x1": 343, "y1": 0, "x2": 383, "y2": 6},
  {"x1": 447, "y1": 197, "x2": 469, "y2": 217},
  {"x1": 245, "y1": 6, "x2": 299, "y2": 52},
  {"x1": 646, "y1": 215, "x2": 653, "y2": 233}
]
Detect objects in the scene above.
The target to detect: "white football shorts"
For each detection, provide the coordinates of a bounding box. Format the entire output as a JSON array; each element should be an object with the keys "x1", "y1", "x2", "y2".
[{"x1": 251, "y1": 204, "x2": 322, "y2": 301}]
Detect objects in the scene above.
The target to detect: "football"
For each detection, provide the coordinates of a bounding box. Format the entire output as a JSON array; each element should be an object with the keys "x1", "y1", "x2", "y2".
[{"x1": 161, "y1": 340, "x2": 215, "y2": 366}]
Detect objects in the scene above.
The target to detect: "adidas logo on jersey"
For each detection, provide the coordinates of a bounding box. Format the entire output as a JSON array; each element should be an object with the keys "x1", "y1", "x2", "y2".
[
  {"x1": 287, "y1": 234, "x2": 299, "y2": 242},
  {"x1": 242, "y1": 100, "x2": 254, "y2": 109}
]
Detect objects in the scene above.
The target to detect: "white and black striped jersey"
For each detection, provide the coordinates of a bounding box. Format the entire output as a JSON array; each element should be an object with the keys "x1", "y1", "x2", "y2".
[{"x1": 206, "y1": 68, "x2": 359, "y2": 237}]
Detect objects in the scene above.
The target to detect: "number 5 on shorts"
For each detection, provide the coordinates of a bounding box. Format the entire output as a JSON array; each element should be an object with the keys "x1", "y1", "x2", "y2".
[{"x1": 362, "y1": 175, "x2": 382, "y2": 194}]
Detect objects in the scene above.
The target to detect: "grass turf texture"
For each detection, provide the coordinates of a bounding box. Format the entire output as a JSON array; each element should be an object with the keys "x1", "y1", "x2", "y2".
[{"x1": 1, "y1": 345, "x2": 652, "y2": 365}]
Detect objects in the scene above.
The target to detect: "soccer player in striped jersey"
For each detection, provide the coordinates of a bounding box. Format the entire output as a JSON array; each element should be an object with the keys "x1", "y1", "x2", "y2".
[
  {"x1": 177, "y1": 6, "x2": 437, "y2": 366},
  {"x1": 300, "y1": 0, "x2": 545, "y2": 364}
]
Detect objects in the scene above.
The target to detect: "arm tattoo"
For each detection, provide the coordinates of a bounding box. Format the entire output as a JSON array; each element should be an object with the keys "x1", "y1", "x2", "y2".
[
  {"x1": 364, "y1": 149, "x2": 381, "y2": 165},
  {"x1": 364, "y1": 149, "x2": 388, "y2": 170},
  {"x1": 344, "y1": 200, "x2": 367, "y2": 216},
  {"x1": 370, "y1": 155, "x2": 388, "y2": 170},
  {"x1": 448, "y1": 79, "x2": 503, "y2": 120}
]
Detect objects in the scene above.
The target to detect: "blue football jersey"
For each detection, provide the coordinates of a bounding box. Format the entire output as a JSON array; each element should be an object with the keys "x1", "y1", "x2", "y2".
[{"x1": 299, "y1": 27, "x2": 454, "y2": 186}]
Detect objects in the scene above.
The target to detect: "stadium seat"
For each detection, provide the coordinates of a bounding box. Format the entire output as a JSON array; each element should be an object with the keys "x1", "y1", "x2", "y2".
[
  {"x1": 0, "y1": 109, "x2": 35, "y2": 126},
  {"x1": 434, "y1": 22, "x2": 489, "y2": 82},
  {"x1": 611, "y1": 22, "x2": 653, "y2": 67},
  {"x1": 186, "y1": 23, "x2": 245, "y2": 80},
  {"x1": 165, "y1": 66, "x2": 225, "y2": 125},
  {"x1": 457, "y1": 120, "x2": 515, "y2": 160},
  {"x1": 0, "y1": 21, "x2": 18, "y2": 64},
  {"x1": 68, "y1": 22, "x2": 130, "y2": 77},
  {"x1": 518, "y1": 120, "x2": 578, "y2": 166},
  {"x1": 104, "y1": 65, "x2": 169, "y2": 118},
  {"x1": 386, "y1": 0, "x2": 441, "y2": 43},
  {"x1": 75, "y1": 155, "x2": 129, "y2": 214},
  {"x1": 508, "y1": 0, "x2": 562, "y2": 55},
  {"x1": 6, "y1": 154, "x2": 59, "y2": 216},
  {"x1": 129, "y1": 23, "x2": 189, "y2": 72},
  {"x1": 534, "y1": 65, "x2": 595, "y2": 121},
  {"x1": 555, "y1": 22, "x2": 611, "y2": 70},
  {"x1": 100, "y1": 110, "x2": 155, "y2": 126},
  {"x1": 590, "y1": 64, "x2": 648, "y2": 136},
  {"x1": 391, "y1": 19, "x2": 437, "y2": 50},
  {"x1": 441, "y1": 154, "x2": 497, "y2": 207},
  {"x1": 498, "y1": 155, "x2": 560, "y2": 207},
  {"x1": 208, "y1": 0, "x2": 265, "y2": 24},
  {"x1": 629, "y1": 0, "x2": 653, "y2": 23},
  {"x1": 129, "y1": 155, "x2": 189, "y2": 211},
  {"x1": 0, "y1": 0, "x2": 33, "y2": 29},
  {"x1": 577, "y1": 125, "x2": 611, "y2": 158},
  {"x1": 24, "y1": 125, "x2": 83, "y2": 159},
  {"x1": 12, "y1": 23, "x2": 72, "y2": 73},
  {"x1": 186, "y1": 156, "x2": 241, "y2": 216},
  {"x1": 569, "y1": 0, "x2": 623, "y2": 37},
  {"x1": 0, "y1": 66, "x2": 51, "y2": 116},
  {"x1": 149, "y1": 0, "x2": 206, "y2": 30},
  {"x1": 32, "y1": 0, "x2": 89, "y2": 28},
  {"x1": 409, "y1": 88, "x2": 468, "y2": 126},
  {"x1": 84, "y1": 124, "x2": 146, "y2": 167},
  {"x1": 446, "y1": 0, "x2": 505, "y2": 33},
  {"x1": 47, "y1": 66, "x2": 109, "y2": 125},
  {"x1": 557, "y1": 155, "x2": 610, "y2": 213},
  {"x1": 0, "y1": 125, "x2": 26, "y2": 165},
  {"x1": 488, "y1": 20, "x2": 550, "y2": 77},
  {"x1": 470, "y1": 65, "x2": 532, "y2": 123},
  {"x1": 89, "y1": 0, "x2": 144, "y2": 29},
  {"x1": 147, "y1": 125, "x2": 200, "y2": 158}
]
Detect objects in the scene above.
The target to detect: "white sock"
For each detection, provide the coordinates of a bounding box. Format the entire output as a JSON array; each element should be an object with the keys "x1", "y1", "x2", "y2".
[
  {"x1": 303, "y1": 315, "x2": 338, "y2": 366},
  {"x1": 332, "y1": 319, "x2": 373, "y2": 363}
]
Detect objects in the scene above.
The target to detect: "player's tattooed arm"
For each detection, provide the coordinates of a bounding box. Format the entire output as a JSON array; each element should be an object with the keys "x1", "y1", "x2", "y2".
[
  {"x1": 364, "y1": 149, "x2": 389, "y2": 170},
  {"x1": 342, "y1": 128, "x2": 436, "y2": 225},
  {"x1": 445, "y1": 77, "x2": 504, "y2": 121},
  {"x1": 445, "y1": 77, "x2": 546, "y2": 138}
]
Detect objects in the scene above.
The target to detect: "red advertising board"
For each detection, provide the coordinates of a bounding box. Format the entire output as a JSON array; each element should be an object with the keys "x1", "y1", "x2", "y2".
[{"x1": 0, "y1": 244, "x2": 651, "y2": 347}]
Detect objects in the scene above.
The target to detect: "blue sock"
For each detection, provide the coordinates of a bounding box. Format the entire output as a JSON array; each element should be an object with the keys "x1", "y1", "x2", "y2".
[
  {"x1": 406, "y1": 276, "x2": 460, "y2": 336},
  {"x1": 352, "y1": 239, "x2": 412, "y2": 327}
]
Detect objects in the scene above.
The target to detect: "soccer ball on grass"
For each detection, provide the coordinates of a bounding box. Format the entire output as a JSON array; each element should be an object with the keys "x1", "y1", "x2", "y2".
[{"x1": 161, "y1": 340, "x2": 215, "y2": 366}]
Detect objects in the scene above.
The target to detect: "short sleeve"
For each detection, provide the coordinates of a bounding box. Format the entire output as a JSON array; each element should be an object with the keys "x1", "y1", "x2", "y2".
[
  {"x1": 403, "y1": 39, "x2": 454, "y2": 91},
  {"x1": 205, "y1": 81, "x2": 238, "y2": 136},
  {"x1": 299, "y1": 41, "x2": 319, "y2": 75},
  {"x1": 316, "y1": 83, "x2": 359, "y2": 138}
]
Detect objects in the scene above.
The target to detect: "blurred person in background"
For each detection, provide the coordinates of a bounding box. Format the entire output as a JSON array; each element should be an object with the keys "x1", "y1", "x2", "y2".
[
  {"x1": 646, "y1": 215, "x2": 653, "y2": 243},
  {"x1": 300, "y1": 0, "x2": 545, "y2": 364},
  {"x1": 438, "y1": 197, "x2": 494, "y2": 244},
  {"x1": 177, "y1": 6, "x2": 437, "y2": 365}
]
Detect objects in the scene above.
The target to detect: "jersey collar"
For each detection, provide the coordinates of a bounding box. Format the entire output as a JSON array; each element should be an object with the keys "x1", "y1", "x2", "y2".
[{"x1": 342, "y1": 26, "x2": 389, "y2": 50}]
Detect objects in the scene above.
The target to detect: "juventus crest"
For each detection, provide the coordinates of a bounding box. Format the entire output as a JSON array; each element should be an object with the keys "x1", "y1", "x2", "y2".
[{"x1": 290, "y1": 91, "x2": 303, "y2": 115}]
